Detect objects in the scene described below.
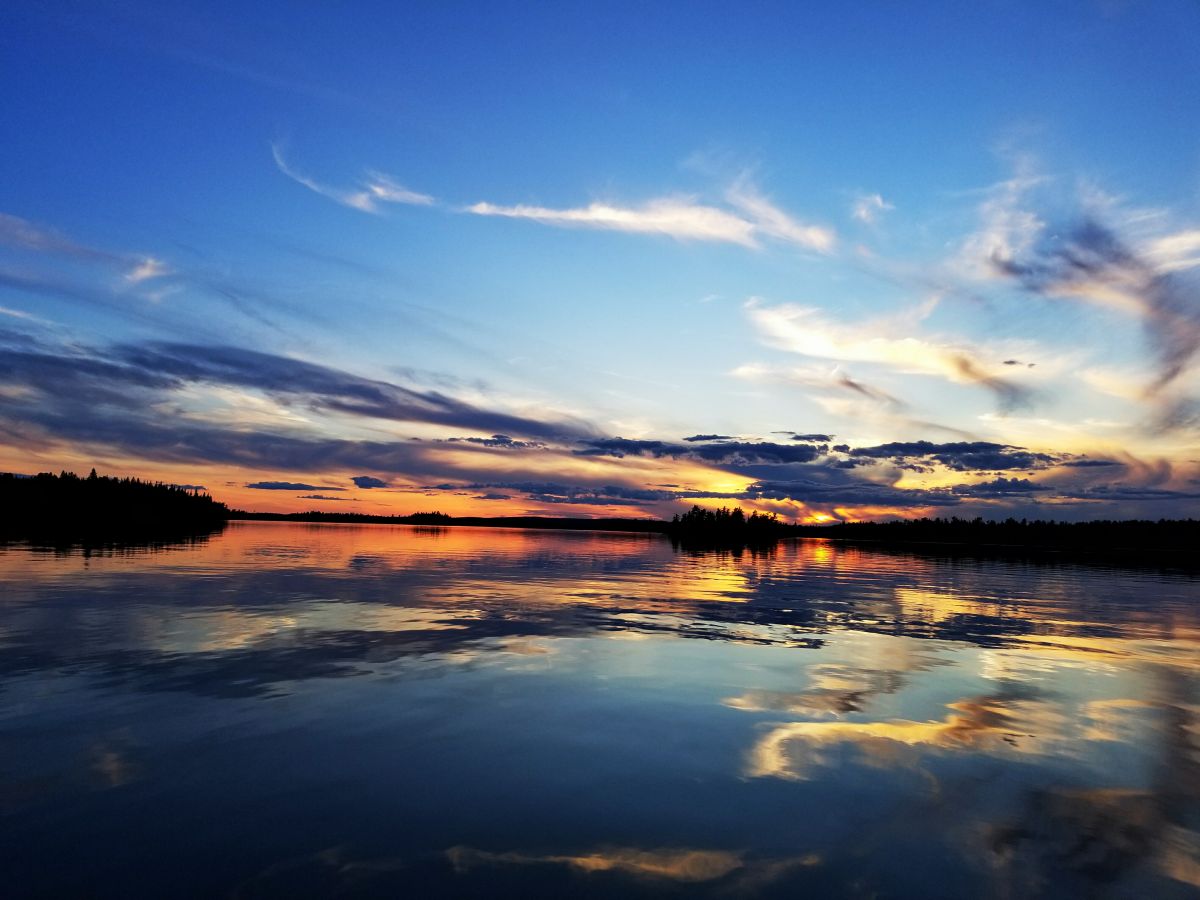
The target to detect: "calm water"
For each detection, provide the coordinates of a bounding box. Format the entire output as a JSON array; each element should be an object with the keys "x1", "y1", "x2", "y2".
[{"x1": 1, "y1": 523, "x2": 1196, "y2": 899}]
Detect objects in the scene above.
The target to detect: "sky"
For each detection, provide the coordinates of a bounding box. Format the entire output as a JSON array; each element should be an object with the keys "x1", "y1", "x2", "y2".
[{"x1": 1, "y1": 1, "x2": 1199, "y2": 521}]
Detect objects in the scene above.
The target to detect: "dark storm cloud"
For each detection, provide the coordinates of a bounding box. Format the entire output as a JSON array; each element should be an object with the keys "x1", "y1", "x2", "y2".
[
  {"x1": 576, "y1": 438, "x2": 826, "y2": 464},
  {"x1": 246, "y1": 481, "x2": 342, "y2": 491},
  {"x1": 351, "y1": 475, "x2": 390, "y2": 489},
  {"x1": 847, "y1": 441, "x2": 1058, "y2": 471},
  {"x1": 997, "y1": 219, "x2": 1200, "y2": 395}
]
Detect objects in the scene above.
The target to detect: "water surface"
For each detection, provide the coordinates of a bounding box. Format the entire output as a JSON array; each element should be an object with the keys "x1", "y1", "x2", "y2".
[{"x1": 1, "y1": 522, "x2": 1196, "y2": 898}]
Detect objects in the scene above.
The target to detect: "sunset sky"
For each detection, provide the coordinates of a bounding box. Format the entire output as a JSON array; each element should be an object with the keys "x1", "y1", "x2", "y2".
[{"x1": 1, "y1": 1, "x2": 1198, "y2": 521}]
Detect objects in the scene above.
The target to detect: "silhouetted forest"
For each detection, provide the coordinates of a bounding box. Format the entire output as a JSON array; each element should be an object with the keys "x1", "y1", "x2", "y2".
[
  {"x1": 233, "y1": 506, "x2": 1197, "y2": 560},
  {"x1": 230, "y1": 508, "x2": 665, "y2": 533},
  {"x1": 668, "y1": 505, "x2": 791, "y2": 549},
  {"x1": 1, "y1": 470, "x2": 228, "y2": 546},
  {"x1": 794, "y1": 516, "x2": 1199, "y2": 553}
]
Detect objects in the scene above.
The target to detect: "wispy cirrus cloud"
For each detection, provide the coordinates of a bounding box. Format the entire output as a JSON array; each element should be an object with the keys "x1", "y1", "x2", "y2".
[
  {"x1": 271, "y1": 144, "x2": 434, "y2": 213},
  {"x1": 744, "y1": 299, "x2": 1035, "y2": 410},
  {"x1": 0, "y1": 212, "x2": 115, "y2": 262},
  {"x1": 0, "y1": 211, "x2": 166, "y2": 284},
  {"x1": 266, "y1": 145, "x2": 833, "y2": 252},
  {"x1": 725, "y1": 180, "x2": 836, "y2": 252},
  {"x1": 465, "y1": 197, "x2": 760, "y2": 246},
  {"x1": 851, "y1": 192, "x2": 894, "y2": 225},
  {"x1": 467, "y1": 180, "x2": 835, "y2": 252},
  {"x1": 995, "y1": 219, "x2": 1200, "y2": 397},
  {"x1": 245, "y1": 481, "x2": 344, "y2": 491},
  {"x1": 124, "y1": 257, "x2": 171, "y2": 283}
]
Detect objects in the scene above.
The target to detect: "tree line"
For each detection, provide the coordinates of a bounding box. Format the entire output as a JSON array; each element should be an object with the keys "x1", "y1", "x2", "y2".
[{"x1": 1, "y1": 470, "x2": 229, "y2": 543}]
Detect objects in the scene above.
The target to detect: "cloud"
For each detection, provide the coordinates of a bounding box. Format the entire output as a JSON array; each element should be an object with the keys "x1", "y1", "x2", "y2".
[
  {"x1": 996, "y1": 218, "x2": 1200, "y2": 395},
  {"x1": 0, "y1": 336, "x2": 595, "y2": 481},
  {"x1": 433, "y1": 480, "x2": 678, "y2": 508},
  {"x1": 465, "y1": 197, "x2": 759, "y2": 245},
  {"x1": 745, "y1": 300, "x2": 1034, "y2": 411},
  {"x1": 0, "y1": 212, "x2": 116, "y2": 262},
  {"x1": 447, "y1": 846, "x2": 744, "y2": 883},
  {"x1": 1143, "y1": 229, "x2": 1200, "y2": 273},
  {"x1": 952, "y1": 476, "x2": 1049, "y2": 497},
  {"x1": 683, "y1": 433, "x2": 734, "y2": 442},
  {"x1": 445, "y1": 434, "x2": 546, "y2": 449},
  {"x1": 125, "y1": 258, "x2": 171, "y2": 284},
  {"x1": 246, "y1": 481, "x2": 338, "y2": 491},
  {"x1": 271, "y1": 144, "x2": 434, "y2": 213},
  {"x1": 351, "y1": 475, "x2": 389, "y2": 489},
  {"x1": 467, "y1": 179, "x2": 834, "y2": 252},
  {"x1": 2, "y1": 329, "x2": 1195, "y2": 520},
  {"x1": 297, "y1": 494, "x2": 356, "y2": 501},
  {"x1": 0, "y1": 212, "x2": 175, "y2": 289},
  {"x1": 725, "y1": 180, "x2": 836, "y2": 252},
  {"x1": 747, "y1": 477, "x2": 961, "y2": 508},
  {"x1": 845, "y1": 440, "x2": 1058, "y2": 471},
  {"x1": 113, "y1": 342, "x2": 594, "y2": 440},
  {"x1": 957, "y1": 171, "x2": 1046, "y2": 280},
  {"x1": 734, "y1": 362, "x2": 908, "y2": 414},
  {"x1": 852, "y1": 192, "x2": 894, "y2": 224},
  {"x1": 575, "y1": 437, "x2": 827, "y2": 464}
]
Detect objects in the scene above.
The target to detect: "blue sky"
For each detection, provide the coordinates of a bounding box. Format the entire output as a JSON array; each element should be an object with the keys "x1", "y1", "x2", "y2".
[{"x1": 1, "y1": 1, "x2": 1198, "y2": 519}]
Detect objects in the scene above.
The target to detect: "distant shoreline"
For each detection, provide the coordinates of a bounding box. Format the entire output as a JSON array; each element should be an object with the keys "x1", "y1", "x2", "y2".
[
  {"x1": 3, "y1": 472, "x2": 1195, "y2": 563},
  {"x1": 230, "y1": 509, "x2": 1200, "y2": 562}
]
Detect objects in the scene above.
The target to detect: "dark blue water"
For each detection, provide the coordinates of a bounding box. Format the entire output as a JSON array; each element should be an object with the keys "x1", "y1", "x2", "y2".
[{"x1": 1, "y1": 522, "x2": 1196, "y2": 898}]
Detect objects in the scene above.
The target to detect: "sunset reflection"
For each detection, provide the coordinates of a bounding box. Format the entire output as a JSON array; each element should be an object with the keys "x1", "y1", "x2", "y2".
[{"x1": 1, "y1": 523, "x2": 1196, "y2": 898}]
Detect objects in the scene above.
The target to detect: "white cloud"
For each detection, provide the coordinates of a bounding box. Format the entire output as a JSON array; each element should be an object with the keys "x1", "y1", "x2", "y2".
[
  {"x1": 465, "y1": 198, "x2": 759, "y2": 245},
  {"x1": 271, "y1": 144, "x2": 434, "y2": 213},
  {"x1": 957, "y1": 173, "x2": 1046, "y2": 279},
  {"x1": 468, "y1": 181, "x2": 835, "y2": 253},
  {"x1": 1142, "y1": 229, "x2": 1200, "y2": 274},
  {"x1": 362, "y1": 171, "x2": 437, "y2": 207},
  {"x1": 0, "y1": 304, "x2": 39, "y2": 321},
  {"x1": 726, "y1": 181, "x2": 836, "y2": 252},
  {"x1": 125, "y1": 257, "x2": 170, "y2": 283},
  {"x1": 851, "y1": 192, "x2": 894, "y2": 224},
  {"x1": 744, "y1": 298, "x2": 1045, "y2": 409}
]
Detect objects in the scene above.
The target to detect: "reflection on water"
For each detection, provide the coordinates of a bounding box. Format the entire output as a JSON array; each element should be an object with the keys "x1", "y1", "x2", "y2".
[{"x1": 0, "y1": 522, "x2": 1196, "y2": 898}]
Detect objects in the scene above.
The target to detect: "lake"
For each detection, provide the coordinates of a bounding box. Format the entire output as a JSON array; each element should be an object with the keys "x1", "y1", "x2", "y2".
[{"x1": 1, "y1": 522, "x2": 1196, "y2": 898}]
